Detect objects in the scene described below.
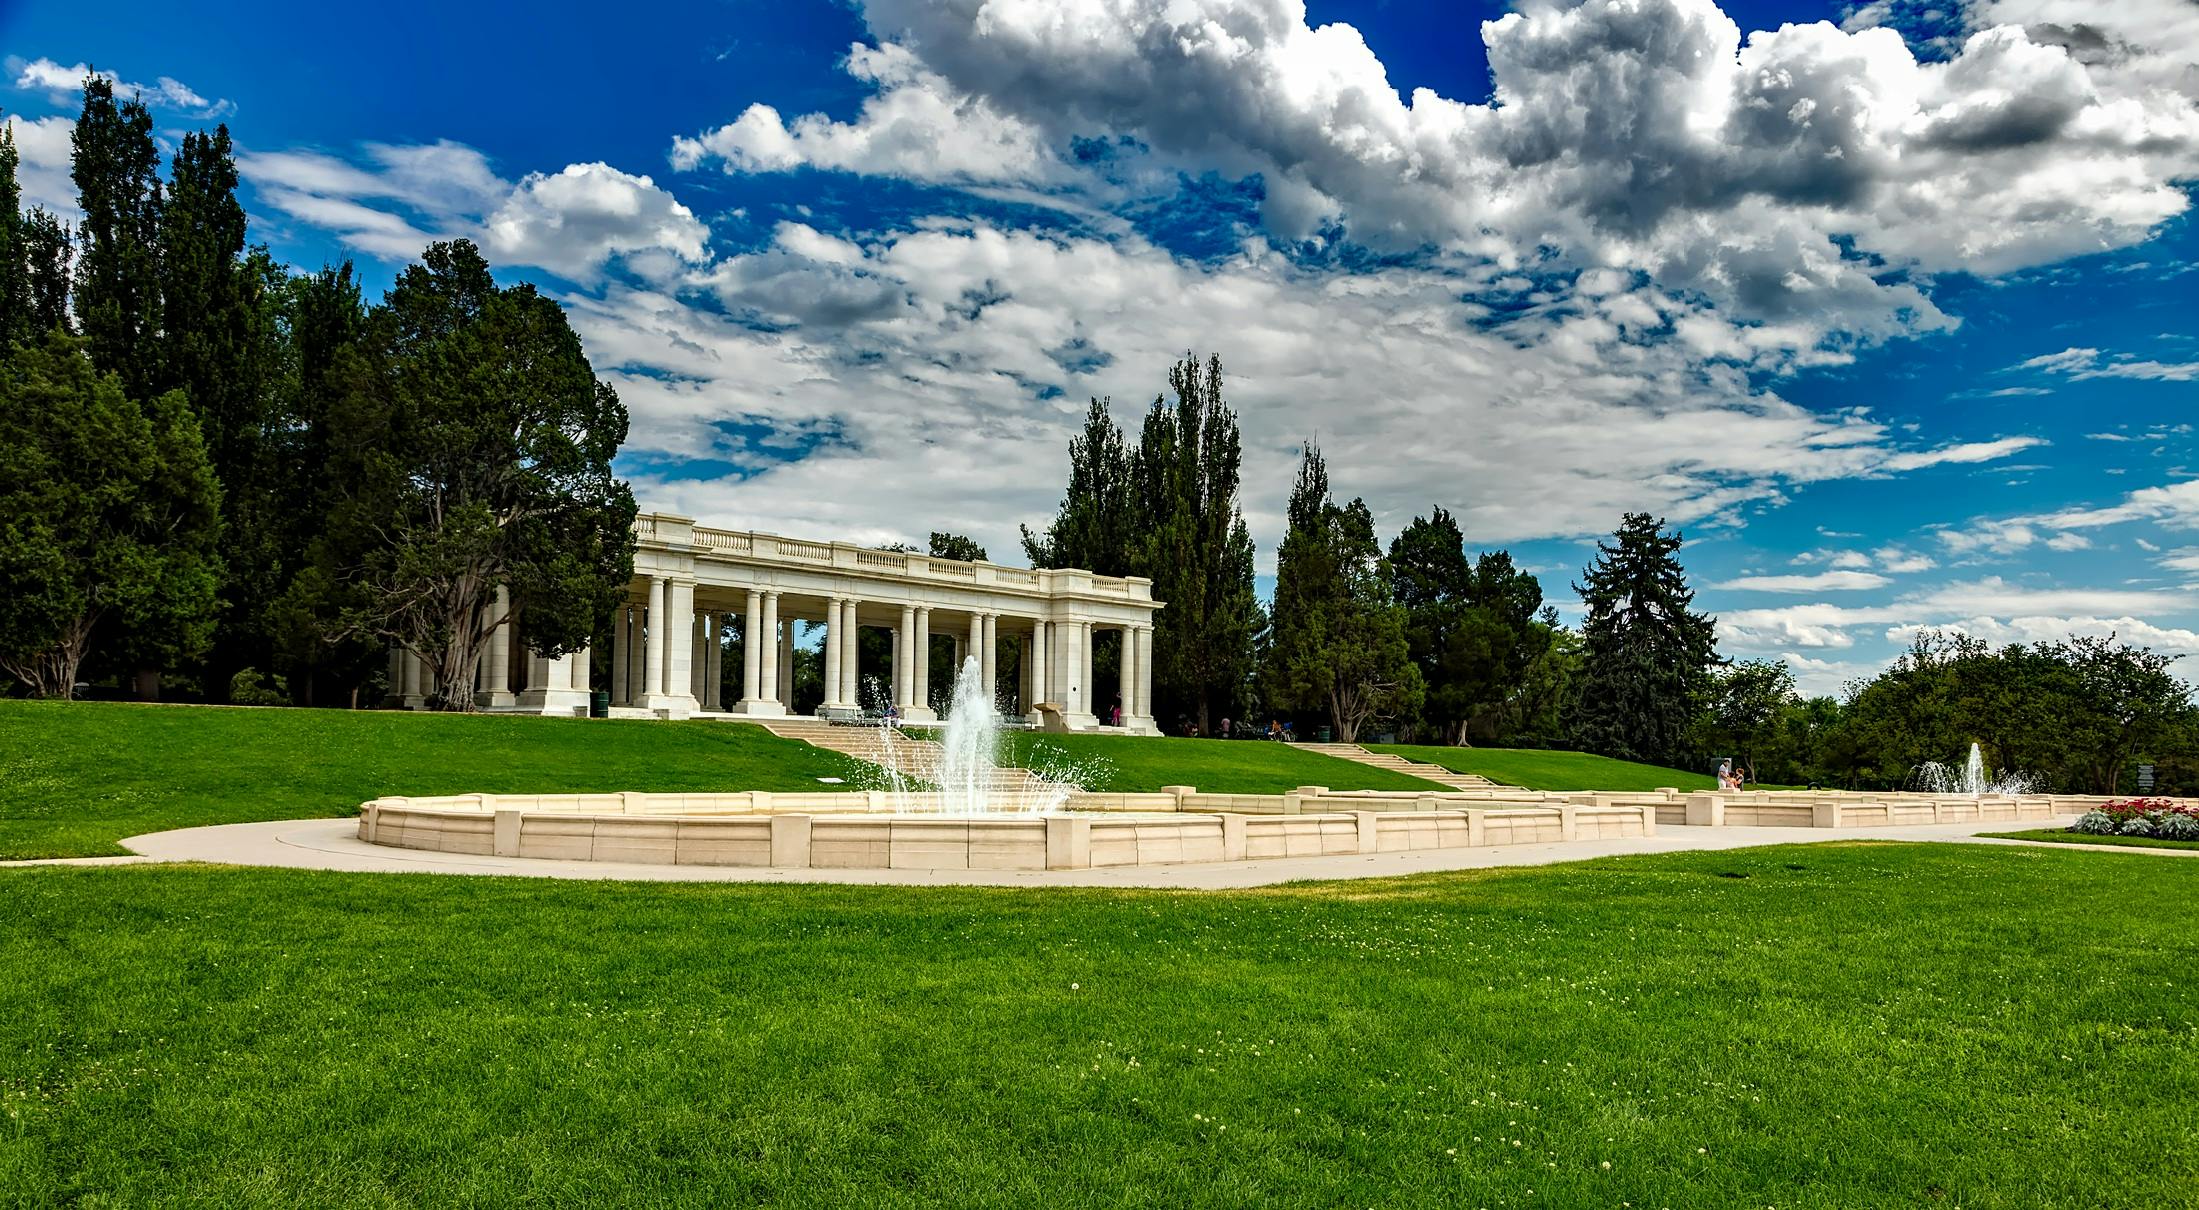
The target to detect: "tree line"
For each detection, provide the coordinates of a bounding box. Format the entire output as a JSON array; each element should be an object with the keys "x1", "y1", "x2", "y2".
[
  {"x1": 0, "y1": 78, "x2": 635, "y2": 707},
  {"x1": 1027, "y1": 356, "x2": 2197, "y2": 794}
]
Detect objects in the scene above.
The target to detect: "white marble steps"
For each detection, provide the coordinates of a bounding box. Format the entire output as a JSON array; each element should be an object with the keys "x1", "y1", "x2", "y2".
[
  {"x1": 1295, "y1": 743, "x2": 1513, "y2": 791},
  {"x1": 756, "y1": 720, "x2": 1066, "y2": 799}
]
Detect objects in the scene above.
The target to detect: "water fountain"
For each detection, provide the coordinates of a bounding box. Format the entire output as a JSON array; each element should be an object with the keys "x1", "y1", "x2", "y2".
[
  {"x1": 1913, "y1": 742, "x2": 2036, "y2": 796},
  {"x1": 868, "y1": 656, "x2": 1079, "y2": 815}
]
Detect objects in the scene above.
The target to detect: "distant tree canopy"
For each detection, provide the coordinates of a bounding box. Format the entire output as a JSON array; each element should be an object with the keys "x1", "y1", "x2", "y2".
[
  {"x1": 928, "y1": 532, "x2": 987, "y2": 563},
  {"x1": 290, "y1": 240, "x2": 636, "y2": 709},
  {"x1": 1568, "y1": 513, "x2": 1719, "y2": 766},
  {"x1": 0, "y1": 331, "x2": 221, "y2": 697},
  {"x1": 1264, "y1": 442, "x2": 1420, "y2": 742},
  {"x1": 1024, "y1": 355, "x2": 1257, "y2": 731},
  {"x1": 0, "y1": 78, "x2": 636, "y2": 708}
]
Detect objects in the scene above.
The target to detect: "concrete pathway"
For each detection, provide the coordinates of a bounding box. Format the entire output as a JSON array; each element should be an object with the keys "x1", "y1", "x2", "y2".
[{"x1": 79, "y1": 814, "x2": 2192, "y2": 889}]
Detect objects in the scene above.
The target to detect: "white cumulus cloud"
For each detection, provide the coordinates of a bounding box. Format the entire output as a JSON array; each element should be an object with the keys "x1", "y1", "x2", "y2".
[{"x1": 9, "y1": 56, "x2": 232, "y2": 117}]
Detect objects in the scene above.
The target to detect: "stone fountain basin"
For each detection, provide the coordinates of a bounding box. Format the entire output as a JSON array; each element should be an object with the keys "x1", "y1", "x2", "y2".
[{"x1": 355, "y1": 790, "x2": 1650, "y2": 871}]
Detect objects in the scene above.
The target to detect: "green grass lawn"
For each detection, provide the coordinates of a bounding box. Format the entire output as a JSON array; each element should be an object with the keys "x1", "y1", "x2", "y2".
[
  {"x1": 997, "y1": 731, "x2": 1447, "y2": 794},
  {"x1": 1983, "y1": 827, "x2": 2199, "y2": 852},
  {"x1": 0, "y1": 701, "x2": 872, "y2": 860},
  {"x1": 2, "y1": 843, "x2": 2195, "y2": 1206},
  {"x1": 1369, "y1": 743, "x2": 1716, "y2": 792}
]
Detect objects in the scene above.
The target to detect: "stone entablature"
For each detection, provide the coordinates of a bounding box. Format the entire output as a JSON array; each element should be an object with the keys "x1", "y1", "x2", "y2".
[{"x1": 390, "y1": 512, "x2": 1165, "y2": 731}]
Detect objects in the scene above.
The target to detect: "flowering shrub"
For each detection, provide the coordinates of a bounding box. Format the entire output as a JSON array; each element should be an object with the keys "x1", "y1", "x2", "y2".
[
  {"x1": 2158, "y1": 812, "x2": 2199, "y2": 842},
  {"x1": 2076, "y1": 798, "x2": 2199, "y2": 840}
]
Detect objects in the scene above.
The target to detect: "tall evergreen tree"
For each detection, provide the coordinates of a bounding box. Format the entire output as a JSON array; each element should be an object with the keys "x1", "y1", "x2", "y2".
[
  {"x1": 301, "y1": 241, "x2": 636, "y2": 709},
  {"x1": 0, "y1": 117, "x2": 28, "y2": 346},
  {"x1": 1021, "y1": 396, "x2": 1135, "y2": 574},
  {"x1": 71, "y1": 75, "x2": 165, "y2": 402},
  {"x1": 161, "y1": 127, "x2": 288, "y2": 696},
  {"x1": 21, "y1": 208, "x2": 72, "y2": 336},
  {"x1": 1569, "y1": 512, "x2": 1719, "y2": 764},
  {"x1": 1265, "y1": 443, "x2": 1421, "y2": 741},
  {"x1": 1133, "y1": 354, "x2": 1257, "y2": 731},
  {"x1": 0, "y1": 331, "x2": 222, "y2": 697},
  {"x1": 1388, "y1": 508, "x2": 1474, "y2": 740}
]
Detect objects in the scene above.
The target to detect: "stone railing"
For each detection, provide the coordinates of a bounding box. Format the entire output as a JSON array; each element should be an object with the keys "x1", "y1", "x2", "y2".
[{"x1": 632, "y1": 513, "x2": 1156, "y2": 602}]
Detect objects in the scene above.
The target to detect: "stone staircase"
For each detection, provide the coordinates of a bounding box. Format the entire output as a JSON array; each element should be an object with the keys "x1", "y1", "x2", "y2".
[
  {"x1": 1296, "y1": 742, "x2": 1515, "y2": 791},
  {"x1": 756, "y1": 719, "x2": 1069, "y2": 801}
]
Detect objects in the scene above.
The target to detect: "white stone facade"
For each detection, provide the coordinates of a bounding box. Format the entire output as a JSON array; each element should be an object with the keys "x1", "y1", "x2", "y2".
[{"x1": 389, "y1": 512, "x2": 1163, "y2": 732}]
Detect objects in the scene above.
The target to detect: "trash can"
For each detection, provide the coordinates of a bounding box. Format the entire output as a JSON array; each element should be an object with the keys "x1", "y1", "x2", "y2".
[
  {"x1": 1317, "y1": 725, "x2": 1333, "y2": 743},
  {"x1": 590, "y1": 690, "x2": 610, "y2": 719}
]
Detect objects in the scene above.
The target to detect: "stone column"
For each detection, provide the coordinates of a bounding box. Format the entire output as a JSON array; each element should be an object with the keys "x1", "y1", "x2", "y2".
[
  {"x1": 822, "y1": 597, "x2": 843, "y2": 709},
  {"x1": 1136, "y1": 625, "x2": 1154, "y2": 722},
  {"x1": 665, "y1": 580, "x2": 697, "y2": 712},
  {"x1": 839, "y1": 598, "x2": 862, "y2": 708},
  {"x1": 572, "y1": 644, "x2": 592, "y2": 692},
  {"x1": 608, "y1": 607, "x2": 627, "y2": 705},
  {"x1": 1117, "y1": 628, "x2": 1134, "y2": 726},
  {"x1": 775, "y1": 611, "x2": 793, "y2": 704},
  {"x1": 913, "y1": 607, "x2": 932, "y2": 716},
  {"x1": 627, "y1": 606, "x2": 646, "y2": 705},
  {"x1": 642, "y1": 576, "x2": 665, "y2": 704},
  {"x1": 898, "y1": 605, "x2": 917, "y2": 708},
  {"x1": 980, "y1": 613, "x2": 998, "y2": 709},
  {"x1": 480, "y1": 585, "x2": 514, "y2": 708},
  {"x1": 400, "y1": 649, "x2": 424, "y2": 709},
  {"x1": 1017, "y1": 633, "x2": 1033, "y2": 714},
  {"x1": 698, "y1": 613, "x2": 717, "y2": 710},
  {"x1": 709, "y1": 622, "x2": 723, "y2": 709},
  {"x1": 1031, "y1": 622, "x2": 1049, "y2": 707},
  {"x1": 690, "y1": 612, "x2": 706, "y2": 702},
  {"x1": 1078, "y1": 622, "x2": 1095, "y2": 716},
  {"x1": 758, "y1": 592, "x2": 781, "y2": 707},
  {"x1": 740, "y1": 590, "x2": 763, "y2": 706}
]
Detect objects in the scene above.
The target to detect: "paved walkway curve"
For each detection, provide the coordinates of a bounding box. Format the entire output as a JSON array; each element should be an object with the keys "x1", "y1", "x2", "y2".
[{"x1": 54, "y1": 814, "x2": 2189, "y2": 889}]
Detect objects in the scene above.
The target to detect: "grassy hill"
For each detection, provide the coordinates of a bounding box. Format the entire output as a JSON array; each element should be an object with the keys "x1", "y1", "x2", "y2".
[
  {"x1": 999, "y1": 732, "x2": 1449, "y2": 796},
  {"x1": 0, "y1": 701, "x2": 873, "y2": 859},
  {"x1": 1368, "y1": 743, "x2": 1716, "y2": 792},
  {"x1": 1, "y1": 703, "x2": 1454, "y2": 859}
]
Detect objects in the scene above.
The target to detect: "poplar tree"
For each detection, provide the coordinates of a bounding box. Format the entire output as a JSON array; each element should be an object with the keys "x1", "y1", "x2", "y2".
[
  {"x1": 1264, "y1": 442, "x2": 1419, "y2": 741},
  {"x1": 161, "y1": 126, "x2": 286, "y2": 693},
  {"x1": 71, "y1": 75, "x2": 165, "y2": 401},
  {"x1": 0, "y1": 118, "x2": 28, "y2": 346},
  {"x1": 20, "y1": 209, "x2": 72, "y2": 336},
  {"x1": 1132, "y1": 354, "x2": 1257, "y2": 732},
  {"x1": 1569, "y1": 512, "x2": 1719, "y2": 763},
  {"x1": 1021, "y1": 396, "x2": 1135, "y2": 574}
]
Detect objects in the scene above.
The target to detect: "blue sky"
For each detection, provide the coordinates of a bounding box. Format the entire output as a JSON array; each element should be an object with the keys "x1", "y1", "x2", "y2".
[{"x1": 5, "y1": 0, "x2": 2198, "y2": 694}]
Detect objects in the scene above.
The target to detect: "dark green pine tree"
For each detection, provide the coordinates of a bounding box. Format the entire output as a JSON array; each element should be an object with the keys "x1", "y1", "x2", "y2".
[
  {"x1": 20, "y1": 208, "x2": 73, "y2": 336},
  {"x1": 0, "y1": 117, "x2": 29, "y2": 347},
  {"x1": 1021, "y1": 396, "x2": 1136, "y2": 575},
  {"x1": 1132, "y1": 354, "x2": 1257, "y2": 732},
  {"x1": 301, "y1": 240, "x2": 637, "y2": 709},
  {"x1": 161, "y1": 126, "x2": 288, "y2": 696},
  {"x1": 1569, "y1": 512, "x2": 1719, "y2": 764},
  {"x1": 1265, "y1": 441, "x2": 1340, "y2": 720},
  {"x1": 1387, "y1": 507, "x2": 1473, "y2": 740},
  {"x1": 71, "y1": 75, "x2": 166, "y2": 402}
]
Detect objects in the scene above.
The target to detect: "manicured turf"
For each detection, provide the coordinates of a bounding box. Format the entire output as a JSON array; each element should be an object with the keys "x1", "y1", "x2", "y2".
[
  {"x1": 1982, "y1": 827, "x2": 2199, "y2": 852},
  {"x1": 0, "y1": 701, "x2": 870, "y2": 859},
  {"x1": 997, "y1": 731, "x2": 1447, "y2": 794},
  {"x1": 1369, "y1": 743, "x2": 1716, "y2": 791},
  {"x1": 2, "y1": 844, "x2": 2196, "y2": 1206}
]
